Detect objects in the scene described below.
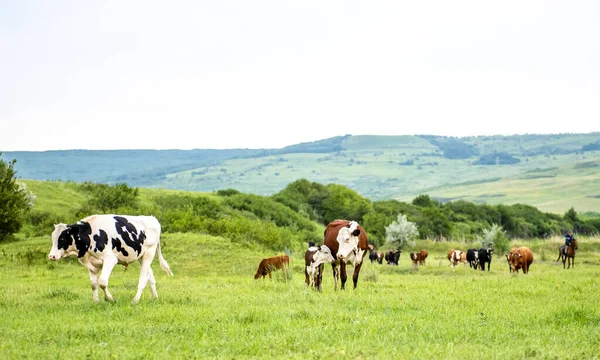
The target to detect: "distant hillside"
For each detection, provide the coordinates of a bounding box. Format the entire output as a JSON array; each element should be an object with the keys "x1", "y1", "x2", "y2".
[{"x1": 4, "y1": 132, "x2": 600, "y2": 213}]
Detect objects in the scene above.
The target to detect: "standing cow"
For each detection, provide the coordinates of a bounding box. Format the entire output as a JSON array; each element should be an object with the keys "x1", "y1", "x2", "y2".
[
  {"x1": 385, "y1": 250, "x2": 401, "y2": 265},
  {"x1": 509, "y1": 247, "x2": 534, "y2": 274},
  {"x1": 410, "y1": 249, "x2": 428, "y2": 266},
  {"x1": 478, "y1": 248, "x2": 493, "y2": 271},
  {"x1": 305, "y1": 245, "x2": 335, "y2": 291},
  {"x1": 466, "y1": 248, "x2": 479, "y2": 270},
  {"x1": 48, "y1": 215, "x2": 173, "y2": 304},
  {"x1": 320, "y1": 220, "x2": 369, "y2": 291},
  {"x1": 447, "y1": 249, "x2": 463, "y2": 269}
]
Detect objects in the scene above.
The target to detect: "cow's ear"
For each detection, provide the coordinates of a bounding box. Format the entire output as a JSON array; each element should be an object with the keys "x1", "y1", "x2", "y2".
[{"x1": 352, "y1": 229, "x2": 361, "y2": 236}]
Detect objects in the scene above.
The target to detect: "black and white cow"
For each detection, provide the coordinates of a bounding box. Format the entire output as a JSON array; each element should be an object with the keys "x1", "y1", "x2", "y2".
[
  {"x1": 478, "y1": 248, "x2": 493, "y2": 271},
  {"x1": 385, "y1": 250, "x2": 401, "y2": 266},
  {"x1": 466, "y1": 248, "x2": 479, "y2": 270},
  {"x1": 48, "y1": 214, "x2": 173, "y2": 304}
]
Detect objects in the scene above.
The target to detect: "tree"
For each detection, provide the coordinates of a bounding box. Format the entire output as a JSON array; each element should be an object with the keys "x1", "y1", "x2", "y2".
[
  {"x1": 0, "y1": 153, "x2": 35, "y2": 241},
  {"x1": 480, "y1": 223, "x2": 509, "y2": 253},
  {"x1": 385, "y1": 214, "x2": 418, "y2": 250}
]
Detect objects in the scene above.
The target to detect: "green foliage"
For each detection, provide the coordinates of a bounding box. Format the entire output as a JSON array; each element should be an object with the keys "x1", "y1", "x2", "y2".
[
  {"x1": 79, "y1": 182, "x2": 139, "y2": 213},
  {"x1": 421, "y1": 136, "x2": 480, "y2": 159},
  {"x1": 412, "y1": 194, "x2": 437, "y2": 208},
  {"x1": 216, "y1": 188, "x2": 240, "y2": 196},
  {"x1": 581, "y1": 140, "x2": 600, "y2": 152},
  {"x1": 0, "y1": 153, "x2": 34, "y2": 242},
  {"x1": 321, "y1": 184, "x2": 372, "y2": 224},
  {"x1": 272, "y1": 179, "x2": 328, "y2": 222},
  {"x1": 384, "y1": 214, "x2": 418, "y2": 249},
  {"x1": 480, "y1": 223, "x2": 509, "y2": 252},
  {"x1": 474, "y1": 152, "x2": 520, "y2": 165}
]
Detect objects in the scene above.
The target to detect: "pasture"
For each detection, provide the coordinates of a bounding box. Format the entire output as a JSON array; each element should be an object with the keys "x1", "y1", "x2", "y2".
[{"x1": 1, "y1": 234, "x2": 600, "y2": 359}]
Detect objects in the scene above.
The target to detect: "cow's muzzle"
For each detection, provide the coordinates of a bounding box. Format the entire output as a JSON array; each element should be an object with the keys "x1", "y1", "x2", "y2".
[{"x1": 48, "y1": 255, "x2": 57, "y2": 261}]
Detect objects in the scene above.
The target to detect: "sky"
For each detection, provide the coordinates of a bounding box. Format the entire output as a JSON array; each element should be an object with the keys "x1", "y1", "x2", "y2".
[{"x1": 1, "y1": 0, "x2": 599, "y2": 151}]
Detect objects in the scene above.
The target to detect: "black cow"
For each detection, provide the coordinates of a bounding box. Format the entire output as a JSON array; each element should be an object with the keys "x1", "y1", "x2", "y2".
[
  {"x1": 478, "y1": 248, "x2": 493, "y2": 271},
  {"x1": 466, "y1": 248, "x2": 479, "y2": 270},
  {"x1": 385, "y1": 250, "x2": 400, "y2": 266}
]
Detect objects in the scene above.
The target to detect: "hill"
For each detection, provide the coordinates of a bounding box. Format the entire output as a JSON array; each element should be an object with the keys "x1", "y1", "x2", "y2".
[{"x1": 4, "y1": 132, "x2": 600, "y2": 213}]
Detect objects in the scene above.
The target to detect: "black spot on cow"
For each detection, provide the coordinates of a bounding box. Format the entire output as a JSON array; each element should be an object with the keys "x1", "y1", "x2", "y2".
[
  {"x1": 57, "y1": 230, "x2": 73, "y2": 251},
  {"x1": 68, "y1": 222, "x2": 92, "y2": 258},
  {"x1": 93, "y1": 229, "x2": 108, "y2": 252},
  {"x1": 113, "y1": 216, "x2": 143, "y2": 255},
  {"x1": 112, "y1": 238, "x2": 129, "y2": 257}
]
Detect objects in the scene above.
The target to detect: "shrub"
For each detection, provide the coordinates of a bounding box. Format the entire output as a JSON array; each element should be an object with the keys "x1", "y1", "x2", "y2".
[
  {"x1": 385, "y1": 214, "x2": 418, "y2": 250},
  {"x1": 480, "y1": 223, "x2": 509, "y2": 252},
  {"x1": 0, "y1": 154, "x2": 35, "y2": 242}
]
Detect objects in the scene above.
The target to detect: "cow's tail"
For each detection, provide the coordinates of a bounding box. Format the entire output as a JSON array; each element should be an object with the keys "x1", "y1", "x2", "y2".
[{"x1": 157, "y1": 240, "x2": 174, "y2": 276}]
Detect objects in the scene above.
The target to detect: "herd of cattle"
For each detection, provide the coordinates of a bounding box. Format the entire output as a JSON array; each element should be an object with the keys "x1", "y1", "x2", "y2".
[{"x1": 48, "y1": 215, "x2": 540, "y2": 303}]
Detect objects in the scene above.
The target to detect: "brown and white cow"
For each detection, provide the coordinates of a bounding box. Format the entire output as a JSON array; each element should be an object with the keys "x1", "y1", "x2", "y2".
[
  {"x1": 447, "y1": 249, "x2": 463, "y2": 269},
  {"x1": 410, "y1": 249, "x2": 428, "y2": 266},
  {"x1": 305, "y1": 245, "x2": 335, "y2": 291},
  {"x1": 254, "y1": 255, "x2": 290, "y2": 279},
  {"x1": 509, "y1": 247, "x2": 534, "y2": 274},
  {"x1": 48, "y1": 214, "x2": 173, "y2": 304},
  {"x1": 320, "y1": 219, "x2": 369, "y2": 291}
]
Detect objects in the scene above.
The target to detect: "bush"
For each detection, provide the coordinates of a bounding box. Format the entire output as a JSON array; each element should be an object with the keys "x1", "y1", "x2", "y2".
[
  {"x1": 385, "y1": 214, "x2": 418, "y2": 250},
  {"x1": 480, "y1": 223, "x2": 509, "y2": 252},
  {"x1": 80, "y1": 182, "x2": 139, "y2": 213},
  {"x1": 0, "y1": 153, "x2": 35, "y2": 242}
]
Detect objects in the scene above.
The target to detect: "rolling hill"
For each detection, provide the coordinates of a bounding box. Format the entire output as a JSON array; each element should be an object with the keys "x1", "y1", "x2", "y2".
[{"x1": 4, "y1": 132, "x2": 600, "y2": 214}]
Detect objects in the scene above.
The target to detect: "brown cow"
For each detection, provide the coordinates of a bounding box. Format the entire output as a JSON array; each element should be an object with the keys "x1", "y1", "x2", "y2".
[
  {"x1": 254, "y1": 255, "x2": 289, "y2": 279},
  {"x1": 509, "y1": 247, "x2": 534, "y2": 274},
  {"x1": 320, "y1": 219, "x2": 369, "y2": 291},
  {"x1": 505, "y1": 247, "x2": 518, "y2": 272},
  {"x1": 410, "y1": 249, "x2": 428, "y2": 266},
  {"x1": 447, "y1": 249, "x2": 463, "y2": 269}
]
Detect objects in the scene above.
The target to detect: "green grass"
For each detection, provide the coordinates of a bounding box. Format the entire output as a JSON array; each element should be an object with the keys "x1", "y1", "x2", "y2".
[{"x1": 2, "y1": 233, "x2": 600, "y2": 359}]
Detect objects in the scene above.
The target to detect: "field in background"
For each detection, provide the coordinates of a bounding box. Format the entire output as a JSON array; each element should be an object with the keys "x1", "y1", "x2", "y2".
[
  {"x1": 7, "y1": 133, "x2": 600, "y2": 214},
  {"x1": 2, "y1": 233, "x2": 600, "y2": 358}
]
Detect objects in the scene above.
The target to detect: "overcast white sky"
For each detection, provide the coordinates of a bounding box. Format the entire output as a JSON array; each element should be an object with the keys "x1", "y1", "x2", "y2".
[{"x1": 1, "y1": 1, "x2": 599, "y2": 151}]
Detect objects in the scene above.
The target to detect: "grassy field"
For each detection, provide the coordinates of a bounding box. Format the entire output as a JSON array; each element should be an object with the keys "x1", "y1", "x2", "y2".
[{"x1": 2, "y1": 233, "x2": 600, "y2": 359}]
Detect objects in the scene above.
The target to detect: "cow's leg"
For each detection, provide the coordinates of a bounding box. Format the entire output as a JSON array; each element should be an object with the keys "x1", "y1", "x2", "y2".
[
  {"x1": 339, "y1": 261, "x2": 348, "y2": 290},
  {"x1": 147, "y1": 268, "x2": 158, "y2": 299},
  {"x1": 87, "y1": 267, "x2": 100, "y2": 304},
  {"x1": 352, "y1": 262, "x2": 363, "y2": 289},
  {"x1": 332, "y1": 263, "x2": 339, "y2": 291},
  {"x1": 98, "y1": 256, "x2": 118, "y2": 302},
  {"x1": 132, "y1": 251, "x2": 156, "y2": 304}
]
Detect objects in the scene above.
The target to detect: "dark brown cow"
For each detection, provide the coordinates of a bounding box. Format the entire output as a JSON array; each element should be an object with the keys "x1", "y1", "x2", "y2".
[
  {"x1": 509, "y1": 247, "x2": 534, "y2": 274},
  {"x1": 254, "y1": 255, "x2": 289, "y2": 279},
  {"x1": 410, "y1": 249, "x2": 428, "y2": 266},
  {"x1": 320, "y1": 219, "x2": 369, "y2": 290}
]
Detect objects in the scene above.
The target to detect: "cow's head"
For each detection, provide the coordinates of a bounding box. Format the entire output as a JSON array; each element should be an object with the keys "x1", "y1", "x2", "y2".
[
  {"x1": 315, "y1": 245, "x2": 335, "y2": 264},
  {"x1": 509, "y1": 252, "x2": 522, "y2": 272},
  {"x1": 48, "y1": 224, "x2": 77, "y2": 261},
  {"x1": 336, "y1": 221, "x2": 361, "y2": 260}
]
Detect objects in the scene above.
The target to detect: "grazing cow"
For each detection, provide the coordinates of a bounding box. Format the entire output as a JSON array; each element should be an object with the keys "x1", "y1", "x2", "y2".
[
  {"x1": 466, "y1": 248, "x2": 479, "y2": 270},
  {"x1": 48, "y1": 214, "x2": 173, "y2": 304},
  {"x1": 385, "y1": 250, "x2": 401, "y2": 265},
  {"x1": 410, "y1": 249, "x2": 428, "y2": 266},
  {"x1": 478, "y1": 248, "x2": 493, "y2": 271},
  {"x1": 305, "y1": 245, "x2": 335, "y2": 291},
  {"x1": 254, "y1": 255, "x2": 290, "y2": 279},
  {"x1": 369, "y1": 249, "x2": 384, "y2": 264},
  {"x1": 321, "y1": 219, "x2": 369, "y2": 291},
  {"x1": 509, "y1": 247, "x2": 534, "y2": 274},
  {"x1": 505, "y1": 248, "x2": 518, "y2": 272},
  {"x1": 447, "y1": 249, "x2": 463, "y2": 269}
]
